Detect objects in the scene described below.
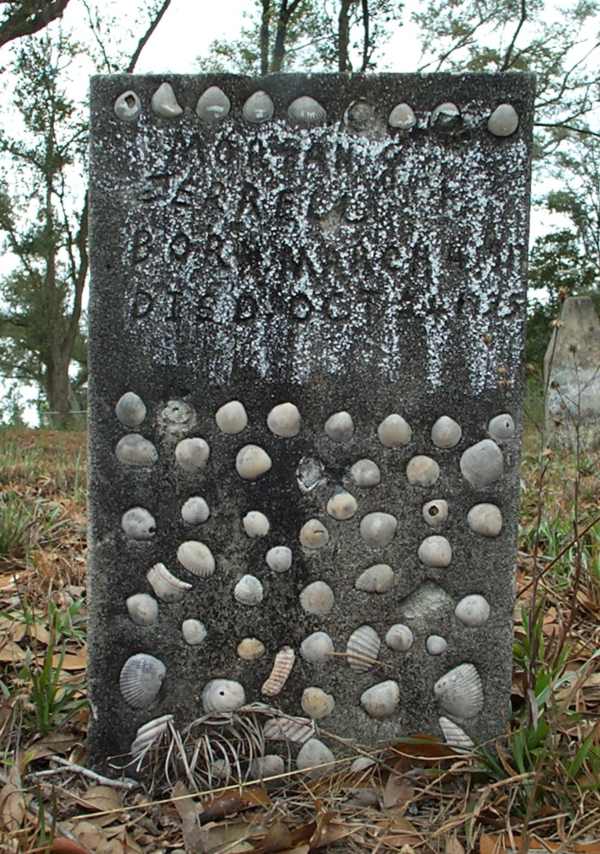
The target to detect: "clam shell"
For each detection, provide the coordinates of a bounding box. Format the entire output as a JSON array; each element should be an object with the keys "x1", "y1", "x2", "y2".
[
  {"x1": 406, "y1": 455, "x2": 440, "y2": 486},
  {"x1": 234, "y1": 574, "x2": 263, "y2": 606},
  {"x1": 300, "y1": 631, "x2": 334, "y2": 663},
  {"x1": 388, "y1": 102, "x2": 416, "y2": 130},
  {"x1": 175, "y1": 437, "x2": 210, "y2": 471},
  {"x1": 350, "y1": 756, "x2": 376, "y2": 773},
  {"x1": 385, "y1": 624, "x2": 414, "y2": 652},
  {"x1": 243, "y1": 90, "x2": 274, "y2": 123},
  {"x1": 181, "y1": 496, "x2": 210, "y2": 525},
  {"x1": 261, "y1": 646, "x2": 295, "y2": 697},
  {"x1": 467, "y1": 503, "x2": 503, "y2": 537},
  {"x1": 237, "y1": 637, "x2": 266, "y2": 660},
  {"x1": 146, "y1": 563, "x2": 192, "y2": 603},
  {"x1": 300, "y1": 581, "x2": 334, "y2": 616},
  {"x1": 431, "y1": 416, "x2": 462, "y2": 449},
  {"x1": 431, "y1": 101, "x2": 461, "y2": 130},
  {"x1": 360, "y1": 680, "x2": 399, "y2": 718},
  {"x1": 215, "y1": 399, "x2": 247, "y2": 433},
  {"x1": 299, "y1": 519, "x2": 329, "y2": 549},
  {"x1": 115, "y1": 434, "x2": 158, "y2": 466},
  {"x1": 422, "y1": 499, "x2": 448, "y2": 528},
  {"x1": 126, "y1": 593, "x2": 158, "y2": 626},
  {"x1": 350, "y1": 458, "x2": 381, "y2": 487},
  {"x1": 121, "y1": 507, "x2": 156, "y2": 540},
  {"x1": 267, "y1": 402, "x2": 301, "y2": 437},
  {"x1": 196, "y1": 85, "x2": 231, "y2": 122},
  {"x1": 119, "y1": 653, "x2": 166, "y2": 709},
  {"x1": 130, "y1": 714, "x2": 173, "y2": 757},
  {"x1": 455, "y1": 594, "x2": 490, "y2": 627},
  {"x1": 359, "y1": 512, "x2": 397, "y2": 547},
  {"x1": 460, "y1": 440, "x2": 503, "y2": 489},
  {"x1": 115, "y1": 392, "x2": 146, "y2": 427},
  {"x1": 327, "y1": 490, "x2": 357, "y2": 520},
  {"x1": 487, "y1": 104, "x2": 519, "y2": 137},
  {"x1": 324, "y1": 411, "x2": 354, "y2": 442},
  {"x1": 418, "y1": 535, "x2": 452, "y2": 568},
  {"x1": 236, "y1": 444, "x2": 272, "y2": 480},
  {"x1": 288, "y1": 96, "x2": 326, "y2": 126},
  {"x1": 114, "y1": 90, "x2": 141, "y2": 122},
  {"x1": 400, "y1": 582, "x2": 454, "y2": 621},
  {"x1": 296, "y1": 738, "x2": 335, "y2": 778},
  {"x1": 355, "y1": 564, "x2": 394, "y2": 593},
  {"x1": 434, "y1": 663, "x2": 484, "y2": 719},
  {"x1": 151, "y1": 82, "x2": 183, "y2": 117},
  {"x1": 182, "y1": 619, "x2": 207, "y2": 645},
  {"x1": 439, "y1": 716, "x2": 474, "y2": 750},
  {"x1": 266, "y1": 546, "x2": 292, "y2": 573},
  {"x1": 377, "y1": 413, "x2": 412, "y2": 447},
  {"x1": 347, "y1": 625, "x2": 380, "y2": 671},
  {"x1": 177, "y1": 541, "x2": 215, "y2": 577},
  {"x1": 488, "y1": 413, "x2": 516, "y2": 440},
  {"x1": 243, "y1": 510, "x2": 270, "y2": 538},
  {"x1": 301, "y1": 687, "x2": 335, "y2": 720},
  {"x1": 250, "y1": 754, "x2": 285, "y2": 777},
  {"x1": 202, "y1": 679, "x2": 246, "y2": 714},
  {"x1": 264, "y1": 715, "x2": 313, "y2": 744},
  {"x1": 426, "y1": 635, "x2": 448, "y2": 655}
]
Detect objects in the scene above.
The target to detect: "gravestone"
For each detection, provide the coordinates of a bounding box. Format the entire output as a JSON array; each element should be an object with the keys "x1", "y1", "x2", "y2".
[{"x1": 88, "y1": 73, "x2": 534, "y2": 773}]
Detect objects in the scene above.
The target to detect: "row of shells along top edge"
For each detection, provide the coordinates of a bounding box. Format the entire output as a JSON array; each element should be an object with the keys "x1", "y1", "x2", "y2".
[{"x1": 113, "y1": 83, "x2": 521, "y2": 138}]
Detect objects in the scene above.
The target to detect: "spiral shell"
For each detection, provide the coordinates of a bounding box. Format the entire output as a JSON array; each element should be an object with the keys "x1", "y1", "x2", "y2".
[
  {"x1": 355, "y1": 564, "x2": 394, "y2": 593},
  {"x1": 439, "y1": 717, "x2": 474, "y2": 750},
  {"x1": 202, "y1": 679, "x2": 246, "y2": 714},
  {"x1": 264, "y1": 715, "x2": 313, "y2": 744},
  {"x1": 296, "y1": 738, "x2": 335, "y2": 778},
  {"x1": 360, "y1": 680, "x2": 400, "y2": 719},
  {"x1": 346, "y1": 625, "x2": 380, "y2": 671},
  {"x1": 126, "y1": 593, "x2": 158, "y2": 626},
  {"x1": 300, "y1": 631, "x2": 334, "y2": 663},
  {"x1": 234, "y1": 574, "x2": 263, "y2": 605},
  {"x1": 130, "y1": 714, "x2": 173, "y2": 757},
  {"x1": 177, "y1": 541, "x2": 215, "y2": 578},
  {"x1": 434, "y1": 663, "x2": 484, "y2": 720},
  {"x1": 261, "y1": 646, "x2": 295, "y2": 697},
  {"x1": 119, "y1": 653, "x2": 166, "y2": 709},
  {"x1": 146, "y1": 563, "x2": 192, "y2": 603}
]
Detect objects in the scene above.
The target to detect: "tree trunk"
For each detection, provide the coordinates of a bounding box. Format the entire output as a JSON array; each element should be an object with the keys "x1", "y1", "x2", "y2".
[
  {"x1": 45, "y1": 350, "x2": 75, "y2": 429},
  {"x1": 260, "y1": 0, "x2": 271, "y2": 75},
  {"x1": 338, "y1": 0, "x2": 352, "y2": 72}
]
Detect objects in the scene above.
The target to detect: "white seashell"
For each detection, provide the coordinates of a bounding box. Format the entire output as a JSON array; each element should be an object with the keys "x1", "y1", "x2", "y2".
[
  {"x1": 243, "y1": 90, "x2": 274, "y2": 123},
  {"x1": 266, "y1": 546, "x2": 292, "y2": 573},
  {"x1": 360, "y1": 681, "x2": 400, "y2": 718},
  {"x1": 250, "y1": 755, "x2": 285, "y2": 778},
  {"x1": 350, "y1": 756, "x2": 376, "y2": 773},
  {"x1": 114, "y1": 90, "x2": 141, "y2": 122},
  {"x1": 418, "y1": 535, "x2": 452, "y2": 568},
  {"x1": 236, "y1": 444, "x2": 272, "y2": 480},
  {"x1": 126, "y1": 593, "x2": 158, "y2": 626},
  {"x1": 115, "y1": 392, "x2": 146, "y2": 427},
  {"x1": 326, "y1": 490, "x2": 357, "y2": 520},
  {"x1": 175, "y1": 437, "x2": 210, "y2": 472},
  {"x1": 488, "y1": 413, "x2": 515, "y2": 440},
  {"x1": 296, "y1": 738, "x2": 335, "y2": 778},
  {"x1": 426, "y1": 635, "x2": 448, "y2": 655},
  {"x1": 434, "y1": 663, "x2": 484, "y2": 719},
  {"x1": 350, "y1": 458, "x2": 381, "y2": 487},
  {"x1": 431, "y1": 416, "x2": 462, "y2": 449},
  {"x1": 487, "y1": 104, "x2": 519, "y2": 137},
  {"x1": 388, "y1": 102, "x2": 416, "y2": 130},
  {"x1": 378, "y1": 414, "x2": 412, "y2": 447},
  {"x1": 431, "y1": 101, "x2": 461, "y2": 129},
  {"x1": 146, "y1": 563, "x2": 192, "y2": 603},
  {"x1": 401, "y1": 582, "x2": 453, "y2": 621},
  {"x1": 407, "y1": 455, "x2": 440, "y2": 486},
  {"x1": 120, "y1": 654, "x2": 166, "y2": 709},
  {"x1": 301, "y1": 687, "x2": 335, "y2": 720},
  {"x1": 347, "y1": 625, "x2": 380, "y2": 671},
  {"x1": 261, "y1": 646, "x2": 295, "y2": 696},
  {"x1": 264, "y1": 715, "x2": 313, "y2": 743},
  {"x1": 151, "y1": 82, "x2": 183, "y2": 117},
  {"x1": 288, "y1": 96, "x2": 326, "y2": 126},
  {"x1": 455, "y1": 594, "x2": 490, "y2": 627},
  {"x1": 467, "y1": 503, "x2": 503, "y2": 537},
  {"x1": 160, "y1": 399, "x2": 196, "y2": 431},
  {"x1": 300, "y1": 631, "x2": 334, "y2": 663},
  {"x1": 181, "y1": 496, "x2": 210, "y2": 525},
  {"x1": 439, "y1": 716, "x2": 474, "y2": 750},
  {"x1": 196, "y1": 85, "x2": 231, "y2": 122},
  {"x1": 237, "y1": 637, "x2": 265, "y2": 660},
  {"x1": 121, "y1": 507, "x2": 156, "y2": 540},
  {"x1": 324, "y1": 411, "x2": 354, "y2": 442},
  {"x1": 116, "y1": 434, "x2": 158, "y2": 466},
  {"x1": 130, "y1": 714, "x2": 173, "y2": 757},
  {"x1": 182, "y1": 619, "x2": 207, "y2": 645},
  {"x1": 234, "y1": 574, "x2": 264, "y2": 605},
  {"x1": 355, "y1": 564, "x2": 394, "y2": 593},
  {"x1": 243, "y1": 510, "x2": 270, "y2": 538},
  {"x1": 202, "y1": 679, "x2": 246, "y2": 713},
  {"x1": 215, "y1": 399, "x2": 247, "y2": 434},
  {"x1": 300, "y1": 581, "x2": 334, "y2": 616},
  {"x1": 422, "y1": 499, "x2": 448, "y2": 528},
  {"x1": 299, "y1": 519, "x2": 329, "y2": 549},
  {"x1": 385, "y1": 624, "x2": 414, "y2": 652},
  {"x1": 177, "y1": 541, "x2": 215, "y2": 578},
  {"x1": 267, "y1": 402, "x2": 301, "y2": 437},
  {"x1": 359, "y1": 512, "x2": 397, "y2": 548},
  {"x1": 460, "y1": 440, "x2": 503, "y2": 489}
]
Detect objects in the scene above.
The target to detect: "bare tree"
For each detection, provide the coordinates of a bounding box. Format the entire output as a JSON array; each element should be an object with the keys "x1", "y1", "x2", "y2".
[{"x1": 0, "y1": 0, "x2": 71, "y2": 49}]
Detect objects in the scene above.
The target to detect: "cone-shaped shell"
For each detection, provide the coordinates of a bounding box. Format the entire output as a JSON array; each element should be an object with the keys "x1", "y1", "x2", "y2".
[
  {"x1": 460, "y1": 440, "x2": 503, "y2": 489},
  {"x1": 267, "y1": 401, "x2": 301, "y2": 437},
  {"x1": 243, "y1": 90, "x2": 274, "y2": 123},
  {"x1": 300, "y1": 581, "x2": 334, "y2": 616},
  {"x1": 327, "y1": 490, "x2": 357, "y2": 520},
  {"x1": 202, "y1": 679, "x2": 246, "y2": 713},
  {"x1": 431, "y1": 416, "x2": 462, "y2": 449},
  {"x1": 237, "y1": 637, "x2": 266, "y2": 660},
  {"x1": 418, "y1": 535, "x2": 452, "y2": 568},
  {"x1": 347, "y1": 625, "x2": 380, "y2": 671},
  {"x1": 266, "y1": 546, "x2": 292, "y2": 573},
  {"x1": 126, "y1": 593, "x2": 158, "y2": 626},
  {"x1": 360, "y1": 680, "x2": 400, "y2": 718},
  {"x1": 487, "y1": 104, "x2": 519, "y2": 137},
  {"x1": 181, "y1": 496, "x2": 210, "y2": 525},
  {"x1": 422, "y1": 499, "x2": 448, "y2": 528},
  {"x1": 114, "y1": 90, "x2": 141, "y2": 122},
  {"x1": 130, "y1": 714, "x2": 173, "y2": 757},
  {"x1": 182, "y1": 619, "x2": 207, "y2": 645},
  {"x1": 300, "y1": 631, "x2": 334, "y2": 663},
  {"x1": 355, "y1": 564, "x2": 394, "y2": 593},
  {"x1": 434, "y1": 663, "x2": 484, "y2": 719},
  {"x1": 116, "y1": 434, "x2": 158, "y2": 466},
  {"x1": 350, "y1": 458, "x2": 381, "y2": 487},
  {"x1": 359, "y1": 512, "x2": 397, "y2": 547},
  {"x1": 324, "y1": 411, "x2": 354, "y2": 442},
  {"x1": 296, "y1": 738, "x2": 335, "y2": 778},
  {"x1": 439, "y1": 716, "x2": 474, "y2": 750},
  {"x1": 151, "y1": 82, "x2": 183, "y2": 117},
  {"x1": 177, "y1": 541, "x2": 215, "y2": 577},
  {"x1": 264, "y1": 715, "x2": 313, "y2": 743},
  {"x1": 467, "y1": 503, "x2": 503, "y2": 537},
  {"x1": 299, "y1": 518, "x2": 329, "y2": 549},
  {"x1": 234, "y1": 574, "x2": 263, "y2": 605},
  {"x1": 196, "y1": 85, "x2": 231, "y2": 122},
  {"x1": 115, "y1": 391, "x2": 146, "y2": 427},
  {"x1": 407, "y1": 455, "x2": 440, "y2": 486},
  {"x1": 288, "y1": 96, "x2": 326, "y2": 126},
  {"x1": 488, "y1": 413, "x2": 516, "y2": 440},
  {"x1": 236, "y1": 444, "x2": 272, "y2": 480},
  {"x1": 146, "y1": 563, "x2": 192, "y2": 603},
  {"x1": 261, "y1": 646, "x2": 295, "y2": 697},
  {"x1": 120, "y1": 653, "x2": 166, "y2": 708},
  {"x1": 243, "y1": 510, "x2": 270, "y2": 538},
  {"x1": 121, "y1": 507, "x2": 156, "y2": 540},
  {"x1": 215, "y1": 400, "x2": 247, "y2": 433},
  {"x1": 378, "y1": 413, "x2": 411, "y2": 447},
  {"x1": 455, "y1": 594, "x2": 490, "y2": 627},
  {"x1": 301, "y1": 687, "x2": 335, "y2": 720},
  {"x1": 385, "y1": 624, "x2": 414, "y2": 652},
  {"x1": 175, "y1": 437, "x2": 210, "y2": 471}
]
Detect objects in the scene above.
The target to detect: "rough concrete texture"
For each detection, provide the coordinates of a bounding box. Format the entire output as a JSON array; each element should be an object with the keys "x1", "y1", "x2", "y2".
[
  {"x1": 545, "y1": 296, "x2": 600, "y2": 450},
  {"x1": 88, "y1": 73, "x2": 535, "y2": 770}
]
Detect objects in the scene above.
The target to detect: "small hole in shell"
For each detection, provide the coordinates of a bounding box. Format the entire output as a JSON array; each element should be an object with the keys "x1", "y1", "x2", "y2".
[
  {"x1": 429, "y1": 506, "x2": 439, "y2": 517},
  {"x1": 125, "y1": 94, "x2": 136, "y2": 108}
]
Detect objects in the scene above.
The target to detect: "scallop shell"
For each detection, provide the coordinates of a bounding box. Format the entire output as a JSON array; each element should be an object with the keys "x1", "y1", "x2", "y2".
[
  {"x1": 236, "y1": 444, "x2": 272, "y2": 480},
  {"x1": 439, "y1": 717, "x2": 474, "y2": 750},
  {"x1": 422, "y1": 499, "x2": 448, "y2": 528},
  {"x1": 266, "y1": 546, "x2": 292, "y2": 573},
  {"x1": 359, "y1": 512, "x2": 397, "y2": 547},
  {"x1": 177, "y1": 541, "x2": 215, "y2": 577},
  {"x1": 350, "y1": 458, "x2": 381, "y2": 487},
  {"x1": 299, "y1": 519, "x2": 329, "y2": 549},
  {"x1": 182, "y1": 619, "x2": 207, "y2": 645},
  {"x1": 296, "y1": 738, "x2": 335, "y2": 778},
  {"x1": 115, "y1": 434, "x2": 158, "y2": 466},
  {"x1": 130, "y1": 714, "x2": 174, "y2": 757},
  {"x1": 115, "y1": 392, "x2": 146, "y2": 427},
  {"x1": 196, "y1": 85, "x2": 231, "y2": 122},
  {"x1": 385, "y1": 624, "x2": 414, "y2": 652},
  {"x1": 355, "y1": 564, "x2": 394, "y2": 593},
  {"x1": 175, "y1": 437, "x2": 210, "y2": 472},
  {"x1": 460, "y1": 440, "x2": 503, "y2": 489},
  {"x1": 406, "y1": 455, "x2": 440, "y2": 486},
  {"x1": 243, "y1": 510, "x2": 270, "y2": 538},
  {"x1": 121, "y1": 507, "x2": 156, "y2": 540},
  {"x1": 261, "y1": 646, "x2": 295, "y2": 697},
  {"x1": 288, "y1": 96, "x2": 326, "y2": 126},
  {"x1": 114, "y1": 90, "x2": 141, "y2": 122},
  {"x1": 215, "y1": 399, "x2": 247, "y2": 433},
  {"x1": 234, "y1": 574, "x2": 263, "y2": 605},
  {"x1": 455, "y1": 594, "x2": 490, "y2": 627},
  {"x1": 181, "y1": 496, "x2": 210, "y2": 525},
  {"x1": 250, "y1": 754, "x2": 285, "y2": 777},
  {"x1": 300, "y1": 631, "x2": 334, "y2": 663},
  {"x1": 151, "y1": 82, "x2": 183, "y2": 117},
  {"x1": 434, "y1": 663, "x2": 484, "y2": 720},
  {"x1": 327, "y1": 490, "x2": 357, "y2": 520},
  {"x1": 267, "y1": 402, "x2": 301, "y2": 437},
  {"x1": 300, "y1": 581, "x2": 334, "y2": 616},
  {"x1": 426, "y1": 635, "x2": 448, "y2": 655},
  {"x1": 119, "y1": 653, "x2": 166, "y2": 709},
  {"x1": 301, "y1": 687, "x2": 335, "y2": 720},
  {"x1": 418, "y1": 535, "x2": 452, "y2": 568},
  {"x1": 126, "y1": 593, "x2": 158, "y2": 626},
  {"x1": 377, "y1": 413, "x2": 412, "y2": 447},
  {"x1": 360, "y1": 680, "x2": 400, "y2": 718},
  {"x1": 346, "y1": 625, "x2": 380, "y2": 671},
  {"x1": 146, "y1": 563, "x2": 192, "y2": 603},
  {"x1": 467, "y1": 503, "x2": 503, "y2": 537},
  {"x1": 431, "y1": 416, "x2": 462, "y2": 449},
  {"x1": 324, "y1": 411, "x2": 354, "y2": 442},
  {"x1": 264, "y1": 715, "x2": 313, "y2": 744},
  {"x1": 202, "y1": 679, "x2": 246, "y2": 714},
  {"x1": 237, "y1": 637, "x2": 266, "y2": 660}
]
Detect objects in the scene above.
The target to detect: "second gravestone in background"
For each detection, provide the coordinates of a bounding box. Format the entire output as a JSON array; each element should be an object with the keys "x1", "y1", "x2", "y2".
[{"x1": 88, "y1": 74, "x2": 534, "y2": 774}]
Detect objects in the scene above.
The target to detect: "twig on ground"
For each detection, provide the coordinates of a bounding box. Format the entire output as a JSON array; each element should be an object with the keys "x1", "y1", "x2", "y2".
[{"x1": 28, "y1": 756, "x2": 140, "y2": 790}]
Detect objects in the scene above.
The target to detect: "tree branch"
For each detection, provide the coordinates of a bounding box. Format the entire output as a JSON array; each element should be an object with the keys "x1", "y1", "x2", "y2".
[
  {"x1": 0, "y1": 0, "x2": 71, "y2": 50},
  {"x1": 501, "y1": 0, "x2": 527, "y2": 71},
  {"x1": 127, "y1": 0, "x2": 173, "y2": 73},
  {"x1": 360, "y1": 0, "x2": 369, "y2": 72}
]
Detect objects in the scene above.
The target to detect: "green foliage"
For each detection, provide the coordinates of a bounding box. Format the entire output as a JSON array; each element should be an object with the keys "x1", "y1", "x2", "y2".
[{"x1": 0, "y1": 491, "x2": 32, "y2": 558}]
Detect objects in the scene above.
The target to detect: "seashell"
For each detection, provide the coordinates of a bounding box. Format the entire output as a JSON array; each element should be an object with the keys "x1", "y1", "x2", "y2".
[
  {"x1": 215, "y1": 399, "x2": 247, "y2": 434},
  {"x1": 243, "y1": 90, "x2": 274, "y2": 123},
  {"x1": 460, "y1": 440, "x2": 503, "y2": 489},
  {"x1": 439, "y1": 716, "x2": 474, "y2": 750},
  {"x1": 115, "y1": 391, "x2": 146, "y2": 427},
  {"x1": 345, "y1": 99, "x2": 377, "y2": 132},
  {"x1": 236, "y1": 444, "x2": 272, "y2": 480},
  {"x1": 299, "y1": 519, "x2": 329, "y2": 549},
  {"x1": 431, "y1": 416, "x2": 462, "y2": 449},
  {"x1": 130, "y1": 714, "x2": 173, "y2": 757},
  {"x1": 182, "y1": 619, "x2": 207, "y2": 645},
  {"x1": 264, "y1": 715, "x2": 313, "y2": 743},
  {"x1": 126, "y1": 593, "x2": 158, "y2": 626},
  {"x1": 288, "y1": 96, "x2": 326, "y2": 126},
  {"x1": 297, "y1": 738, "x2": 335, "y2": 778},
  {"x1": 301, "y1": 687, "x2": 335, "y2": 720},
  {"x1": 114, "y1": 90, "x2": 141, "y2": 122},
  {"x1": 426, "y1": 635, "x2": 448, "y2": 655},
  {"x1": 202, "y1": 679, "x2": 246, "y2": 713},
  {"x1": 350, "y1": 458, "x2": 381, "y2": 487},
  {"x1": 175, "y1": 437, "x2": 210, "y2": 472},
  {"x1": 151, "y1": 82, "x2": 183, "y2": 117},
  {"x1": 388, "y1": 102, "x2": 416, "y2": 130},
  {"x1": 327, "y1": 490, "x2": 357, "y2": 521},
  {"x1": 300, "y1": 631, "x2": 334, "y2": 663},
  {"x1": 261, "y1": 646, "x2": 295, "y2": 697},
  {"x1": 347, "y1": 625, "x2": 380, "y2": 671},
  {"x1": 434, "y1": 663, "x2": 484, "y2": 719},
  {"x1": 120, "y1": 653, "x2": 166, "y2": 709},
  {"x1": 296, "y1": 456, "x2": 325, "y2": 492},
  {"x1": 267, "y1": 401, "x2": 301, "y2": 437},
  {"x1": 455, "y1": 594, "x2": 490, "y2": 627},
  {"x1": 300, "y1": 581, "x2": 334, "y2": 616},
  {"x1": 359, "y1": 512, "x2": 397, "y2": 548},
  {"x1": 378, "y1": 413, "x2": 412, "y2": 447},
  {"x1": 266, "y1": 546, "x2": 292, "y2": 573},
  {"x1": 160, "y1": 399, "x2": 196, "y2": 432},
  {"x1": 116, "y1": 434, "x2": 158, "y2": 466},
  {"x1": 401, "y1": 582, "x2": 454, "y2": 621},
  {"x1": 467, "y1": 503, "x2": 503, "y2": 537},
  {"x1": 121, "y1": 507, "x2": 156, "y2": 540},
  {"x1": 385, "y1": 624, "x2": 414, "y2": 652},
  {"x1": 422, "y1": 499, "x2": 448, "y2": 528},
  {"x1": 355, "y1": 564, "x2": 394, "y2": 593},
  {"x1": 181, "y1": 496, "x2": 210, "y2": 525},
  {"x1": 146, "y1": 563, "x2": 192, "y2": 603},
  {"x1": 324, "y1": 411, "x2": 354, "y2": 442},
  {"x1": 488, "y1": 413, "x2": 515, "y2": 440},
  {"x1": 250, "y1": 755, "x2": 285, "y2": 778},
  {"x1": 360, "y1": 680, "x2": 400, "y2": 718},
  {"x1": 418, "y1": 535, "x2": 452, "y2": 568},
  {"x1": 237, "y1": 637, "x2": 265, "y2": 660},
  {"x1": 196, "y1": 85, "x2": 230, "y2": 122},
  {"x1": 234, "y1": 574, "x2": 264, "y2": 605},
  {"x1": 487, "y1": 104, "x2": 519, "y2": 137},
  {"x1": 407, "y1": 455, "x2": 440, "y2": 486},
  {"x1": 243, "y1": 510, "x2": 270, "y2": 538},
  {"x1": 431, "y1": 101, "x2": 461, "y2": 131},
  {"x1": 350, "y1": 756, "x2": 376, "y2": 773},
  {"x1": 177, "y1": 541, "x2": 215, "y2": 577}
]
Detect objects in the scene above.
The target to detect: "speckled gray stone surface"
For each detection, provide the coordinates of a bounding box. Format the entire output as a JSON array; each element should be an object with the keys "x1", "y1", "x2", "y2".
[{"x1": 88, "y1": 73, "x2": 534, "y2": 769}]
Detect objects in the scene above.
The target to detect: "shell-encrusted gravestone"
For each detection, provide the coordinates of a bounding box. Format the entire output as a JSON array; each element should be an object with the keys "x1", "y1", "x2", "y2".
[{"x1": 88, "y1": 73, "x2": 534, "y2": 772}]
